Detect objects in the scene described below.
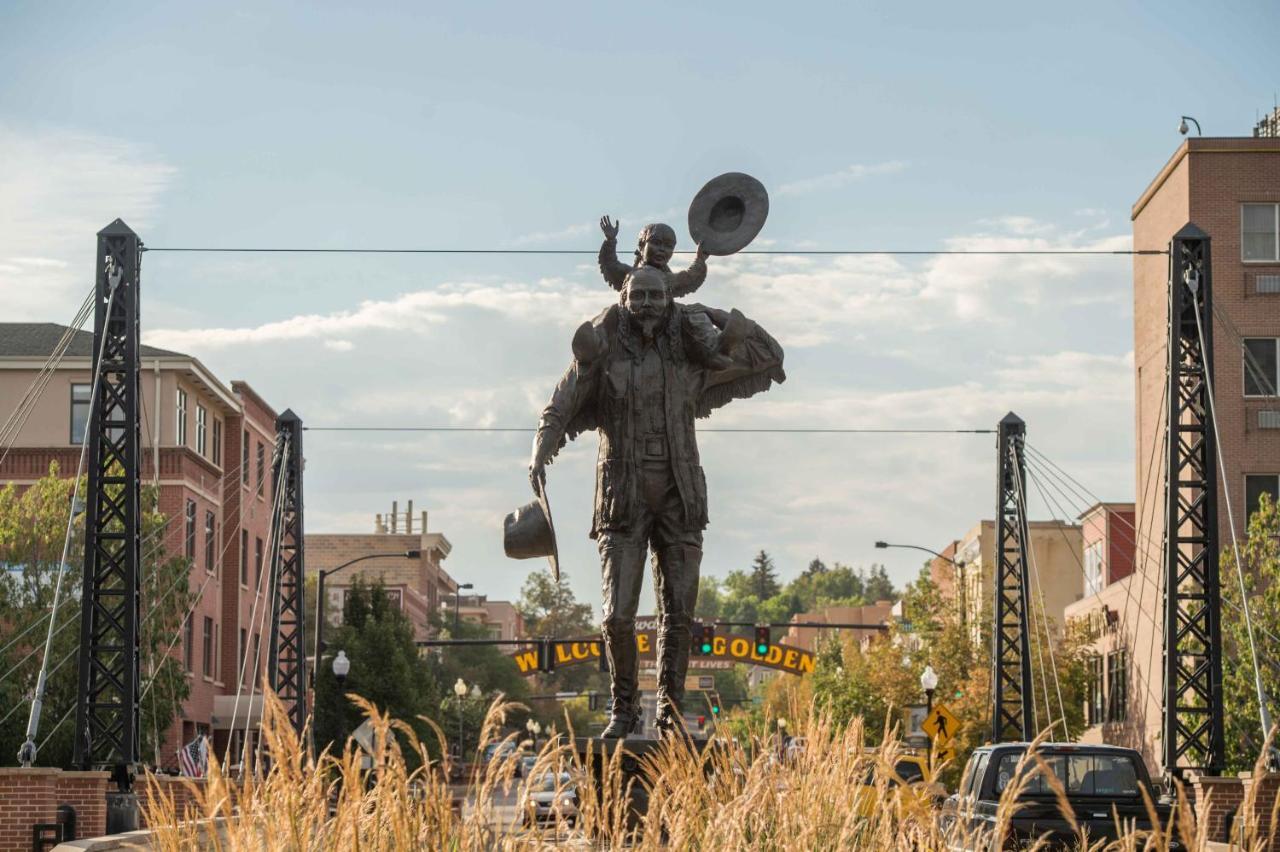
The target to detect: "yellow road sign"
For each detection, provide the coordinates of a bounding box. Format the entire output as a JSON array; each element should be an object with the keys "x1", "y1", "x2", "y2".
[
  {"x1": 921, "y1": 703, "x2": 960, "y2": 743},
  {"x1": 935, "y1": 744, "x2": 957, "y2": 764}
]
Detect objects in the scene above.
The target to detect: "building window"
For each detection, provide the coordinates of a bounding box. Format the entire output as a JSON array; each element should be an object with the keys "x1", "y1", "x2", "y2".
[
  {"x1": 176, "y1": 388, "x2": 188, "y2": 446},
  {"x1": 204, "y1": 511, "x2": 216, "y2": 574},
  {"x1": 212, "y1": 419, "x2": 222, "y2": 466},
  {"x1": 240, "y1": 529, "x2": 249, "y2": 586},
  {"x1": 255, "y1": 537, "x2": 264, "y2": 586},
  {"x1": 1106, "y1": 650, "x2": 1128, "y2": 723},
  {"x1": 1083, "y1": 540, "x2": 1104, "y2": 596},
  {"x1": 1243, "y1": 203, "x2": 1280, "y2": 262},
  {"x1": 1086, "y1": 656, "x2": 1104, "y2": 725},
  {"x1": 185, "y1": 499, "x2": 197, "y2": 559},
  {"x1": 242, "y1": 430, "x2": 250, "y2": 486},
  {"x1": 202, "y1": 616, "x2": 215, "y2": 678},
  {"x1": 184, "y1": 617, "x2": 194, "y2": 672},
  {"x1": 70, "y1": 383, "x2": 91, "y2": 444},
  {"x1": 196, "y1": 404, "x2": 207, "y2": 455},
  {"x1": 1244, "y1": 338, "x2": 1279, "y2": 397},
  {"x1": 1246, "y1": 475, "x2": 1280, "y2": 522},
  {"x1": 252, "y1": 633, "x2": 261, "y2": 683},
  {"x1": 238, "y1": 628, "x2": 246, "y2": 675},
  {"x1": 256, "y1": 442, "x2": 265, "y2": 497}
]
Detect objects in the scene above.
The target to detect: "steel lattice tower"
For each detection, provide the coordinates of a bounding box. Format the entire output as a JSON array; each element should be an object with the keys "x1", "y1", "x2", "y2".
[
  {"x1": 74, "y1": 220, "x2": 143, "y2": 799},
  {"x1": 1161, "y1": 223, "x2": 1225, "y2": 778},
  {"x1": 269, "y1": 409, "x2": 308, "y2": 733},
  {"x1": 991, "y1": 411, "x2": 1034, "y2": 742}
]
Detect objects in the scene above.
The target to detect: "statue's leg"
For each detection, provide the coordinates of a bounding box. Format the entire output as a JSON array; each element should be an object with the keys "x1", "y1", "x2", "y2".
[
  {"x1": 598, "y1": 529, "x2": 646, "y2": 737},
  {"x1": 652, "y1": 524, "x2": 703, "y2": 733}
]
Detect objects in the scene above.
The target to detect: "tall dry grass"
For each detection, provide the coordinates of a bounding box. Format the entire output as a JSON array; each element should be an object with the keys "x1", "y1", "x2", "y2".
[{"x1": 142, "y1": 690, "x2": 1254, "y2": 851}]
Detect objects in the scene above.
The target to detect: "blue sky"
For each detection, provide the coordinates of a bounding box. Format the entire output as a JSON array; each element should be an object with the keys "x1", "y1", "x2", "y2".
[{"x1": 3, "y1": 1, "x2": 1278, "y2": 610}]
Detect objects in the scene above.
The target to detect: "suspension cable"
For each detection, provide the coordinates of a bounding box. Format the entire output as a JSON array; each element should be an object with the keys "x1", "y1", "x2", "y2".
[
  {"x1": 18, "y1": 277, "x2": 120, "y2": 767},
  {"x1": 1190, "y1": 286, "x2": 1272, "y2": 744}
]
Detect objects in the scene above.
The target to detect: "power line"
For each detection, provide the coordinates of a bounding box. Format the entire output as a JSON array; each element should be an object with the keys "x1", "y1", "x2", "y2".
[
  {"x1": 303, "y1": 426, "x2": 995, "y2": 435},
  {"x1": 141, "y1": 246, "x2": 1165, "y2": 257}
]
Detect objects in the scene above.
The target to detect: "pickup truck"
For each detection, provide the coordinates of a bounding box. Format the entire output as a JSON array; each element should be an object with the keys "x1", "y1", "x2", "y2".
[{"x1": 940, "y1": 742, "x2": 1182, "y2": 849}]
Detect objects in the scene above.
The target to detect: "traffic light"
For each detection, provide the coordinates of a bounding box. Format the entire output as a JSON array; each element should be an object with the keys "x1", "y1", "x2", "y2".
[
  {"x1": 699, "y1": 622, "x2": 715, "y2": 656},
  {"x1": 697, "y1": 715, "x2": 706, "y2": 731},
  {"x1": 597, "y1": 640, "x2": 609, "y2": 672},
  {"x1": 588, "y1": 692, "x2": 600, "y2": 712},
  {"x1": 537, "y1": 638, "x2": 556, "y2": 673},
  {"x1": 754, "y1": 625, "x2": 770, "y2": 656},
  {"x1": 710, "y1": 698, "x2": 721, "y2": 716}
]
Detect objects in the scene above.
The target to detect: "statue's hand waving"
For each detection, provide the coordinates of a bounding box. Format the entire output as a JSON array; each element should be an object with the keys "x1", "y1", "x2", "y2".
[
  {"x1": 695, "y1": 240, "x2": 710, "y2": 263},
  {"x1": 600, "y1": 216, "x2": 620, "y2": 241}
]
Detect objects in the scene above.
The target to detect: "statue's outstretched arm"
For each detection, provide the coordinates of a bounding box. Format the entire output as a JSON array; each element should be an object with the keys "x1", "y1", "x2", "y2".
[{"x1": 670, "y1": 243, "x2": 709, "y2": 298}]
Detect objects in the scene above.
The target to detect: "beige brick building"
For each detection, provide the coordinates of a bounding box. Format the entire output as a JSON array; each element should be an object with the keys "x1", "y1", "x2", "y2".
[
  {"x1": 783, "y1": 601, "x2": 895, "y2": 653},
  {"x1": 306, "y1": 505, "x2": 457, "y2": 642},
  {"x1": 452, "y1": 594, "x2": 525, "y2": 641},
  {"x1": 1065, "y1": 135, "x2": 1280, "y2": 774},
  {"x1": 943, "y1": 519, "x2": 1085, "y2": 643}
]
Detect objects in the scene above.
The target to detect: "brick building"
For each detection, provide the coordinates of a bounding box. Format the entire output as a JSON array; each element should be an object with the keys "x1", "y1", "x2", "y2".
[
  {"x1": 783, "y1": 600, "x2": 895, "y2": 653},
  {"x1": 0, "y1": 323, "x2": 282, "y2": 770},
  {"x1": 452, "y1": 594, "x2": 525, "y2": 641},
  {"x1": 306, "y1": 504, "x2": 457, "y2": 643},
  {"x1": 1064, "y1": 134, "x2": 1280, "y2": 773}
]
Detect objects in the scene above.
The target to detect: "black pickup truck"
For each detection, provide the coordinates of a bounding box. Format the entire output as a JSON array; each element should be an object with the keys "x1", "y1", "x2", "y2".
[{"x1": 940, "y1": 743, "x2": 1183, "y2": 849}]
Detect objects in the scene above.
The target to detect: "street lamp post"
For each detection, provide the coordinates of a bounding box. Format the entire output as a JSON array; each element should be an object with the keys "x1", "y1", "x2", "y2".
[
  {"x1": 875, "y1": 541, "x2": 968, "y2": 628},
  {"x1": 920, "y1": 664, "x2": 938, "y2": 769},
  {"x1": 333, "y1": 650, "x2": 351, "y2": 748},
  {"x1": 453, "y1": 677, "x2": 468, "y2": 767},
  {"x1": 453, "y1": 582, "x2": 475, "y2": 633},
  {"x1": 313, "y1": 550, "x2": 420, "y2": 691},
  {"x1": 526, "y1": 717, "x2": 540, "y2": 752}
]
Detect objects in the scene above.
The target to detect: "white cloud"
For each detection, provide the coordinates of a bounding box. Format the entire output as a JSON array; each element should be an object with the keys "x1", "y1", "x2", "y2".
[
  {"x1": 0, "y1": 125, "x2": 176, "y2": 319},
  {"x1": 324, "y1": 339, "x2": 355, "y2": 352},
  {"x1": 776, "y1": 161, "x2": 908, "y2": 197}
]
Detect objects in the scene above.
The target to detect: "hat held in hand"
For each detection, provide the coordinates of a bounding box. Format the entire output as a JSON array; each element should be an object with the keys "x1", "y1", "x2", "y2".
[{"x1": 503, "y1": 483, "x2": 560, "y2": 581}]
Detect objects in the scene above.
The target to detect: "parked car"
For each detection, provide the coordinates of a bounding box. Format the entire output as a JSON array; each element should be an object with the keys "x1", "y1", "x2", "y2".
[
  {"x1": 520, "y1": 771, "x2": 579, "y2": 827},
  {"x1": 517, "y1": 755, "x2": 538, "y2": 779},
  {"x1": 940, "y1": 743, "x2": 1182, "y2": 849}
]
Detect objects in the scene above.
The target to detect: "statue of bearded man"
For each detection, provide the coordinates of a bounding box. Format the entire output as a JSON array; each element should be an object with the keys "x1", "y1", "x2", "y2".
[{"x1": 529, "y1": 264, "x2": 785, "y2": 737}]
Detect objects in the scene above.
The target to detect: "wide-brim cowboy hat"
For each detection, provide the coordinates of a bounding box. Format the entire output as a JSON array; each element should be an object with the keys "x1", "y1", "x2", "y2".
[
  {"x1": 688, "y1": 172, "x2": 770, "y2": 256},
  {"x1": 503, "y1": 482, "x2": 560, "y2": 581}
]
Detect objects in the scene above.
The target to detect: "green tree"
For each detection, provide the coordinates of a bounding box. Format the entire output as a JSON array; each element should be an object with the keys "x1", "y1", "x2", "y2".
[
  {"x1": 0, "y1": 464, "x2": 190, "y2": 768},
  {"x1": 803, "y1": 557, "x2": 828, "y2": 577},
  {"x1": 748, "y1": 550, "x2": 780, "y2": 600},
  {"x1": 314, "y1": 578, "x2": 439, "y2": 761},
  {"x1": 515, "y1": 570, "x2": 608, "y2": 716},
  {"x1": 863, "y1": 564, "x2": 896, "y2": 602},
  {"x1": 1222, "y1": 492, "x2": 1280, "y2": 772}
]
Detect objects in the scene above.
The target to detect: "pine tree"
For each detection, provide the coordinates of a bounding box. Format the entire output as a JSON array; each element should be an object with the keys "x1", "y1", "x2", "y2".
[{"x1": 749, "y1": 550, "x2": 780, "y2": 600}]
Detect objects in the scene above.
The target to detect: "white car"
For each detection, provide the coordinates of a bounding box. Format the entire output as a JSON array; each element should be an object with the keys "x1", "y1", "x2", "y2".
[{"x1": 520, "y1": 772, "x2": 579, "y2": 827}]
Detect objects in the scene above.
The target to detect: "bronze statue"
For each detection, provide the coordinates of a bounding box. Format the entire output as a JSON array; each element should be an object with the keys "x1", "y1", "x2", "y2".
[{"x1": 527, "y1": 174, "x2": 784, "y2": 737}]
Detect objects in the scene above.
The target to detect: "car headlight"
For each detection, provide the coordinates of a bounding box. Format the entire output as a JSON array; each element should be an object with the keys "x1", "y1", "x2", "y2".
[{"x1": 561, "y1": 796, "x2": 575, "y2": 807}]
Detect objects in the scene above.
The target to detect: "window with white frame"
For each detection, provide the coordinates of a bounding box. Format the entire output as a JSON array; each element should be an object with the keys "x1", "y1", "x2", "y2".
[
  {"x1": 1246, "y1": 474, "x2": 1279, "y2": 523},
  {"x1": 1243, "y1": 203, "x2": 1280, "y2": 262},
  {"x1": 185, "y1": 499, "x2": 197, "y2": 559},
  {"x1": 204, "y1": 510, "x2": 216, "y2": 574},
  {"x1": 70, "y1": 383, "x2": 91, "y2": 444},
  {"x1": 1244, "y1": 338, "x2": 1279, "y2": 397},
  {"x1": 176, "y1": 388, "x2": 188, "y2": 445},
  {"x1": 1083, "y1": 540, "x2": 1104, "y2": 596},
  {"x1": 212, "y1": 419, "x2": 222, "y2": 466},
  {"x1": 196, "y1": 404, "x2": 207, "y2": 455}
]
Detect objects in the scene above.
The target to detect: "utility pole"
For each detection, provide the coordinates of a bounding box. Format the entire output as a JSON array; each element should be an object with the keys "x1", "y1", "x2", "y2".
[
  {"x1": 991, "y1": 412, "x2": 1034, "y2": 742},
  {"x1": 1161, "y1": 224, "x2": 1225, "y2": 779},
  {"x1": 269, "y1": 410, "x2": 308, "y2": 734},
  {"x1": 73, "y1": 220, "x2": 144, "y2": 832}
]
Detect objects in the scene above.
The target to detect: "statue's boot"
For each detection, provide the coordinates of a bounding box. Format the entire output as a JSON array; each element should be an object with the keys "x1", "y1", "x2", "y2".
[
  {"x1": 654, "y1": 544, "x2": 700, "y2": 735},
  {"x1": 600, "y1": 617, "x2": 641, "y2": 738}
]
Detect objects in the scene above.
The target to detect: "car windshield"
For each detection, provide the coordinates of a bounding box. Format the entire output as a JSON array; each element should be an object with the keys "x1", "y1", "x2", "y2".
[
  {"x1": 993, "y1": 752, "x2": 1141, "y2": 797},
  {"x1": 538, "y1": 772, "x2": 572, "y2": 792}
]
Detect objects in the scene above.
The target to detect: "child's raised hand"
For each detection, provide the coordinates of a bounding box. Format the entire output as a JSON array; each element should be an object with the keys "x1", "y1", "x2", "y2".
[{"x1": 600, "y1": 215, "x2": 620, "y2": 240}]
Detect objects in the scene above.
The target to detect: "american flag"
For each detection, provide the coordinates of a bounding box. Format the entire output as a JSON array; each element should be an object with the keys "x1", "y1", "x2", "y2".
[{"x1": 178, "y1": 735, "x2": 207, "y2": 778}]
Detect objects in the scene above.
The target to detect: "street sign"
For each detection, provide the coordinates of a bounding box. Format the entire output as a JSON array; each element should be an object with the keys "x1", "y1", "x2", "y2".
[
  {"x1": 686, "y1": 674, "x2": 715, "y2": 691},
  {"x1": 935, "y1": 744, "x2": 957, "y2": 764},
  {"x1": 921, "y1": 703, "x2": 959, "y2": 743}
]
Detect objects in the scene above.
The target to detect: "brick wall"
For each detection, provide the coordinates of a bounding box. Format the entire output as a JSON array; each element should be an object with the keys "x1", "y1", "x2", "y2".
[
  {"x1": 1240, "y1": 772, "x2": 1280, "y2": 849},
  {"x1": 1187, "y1": 774, "x2": 1245, "y2": 843},
  {"x1": 0, "y1": 768, "x2": 110, "y2": 852}
]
